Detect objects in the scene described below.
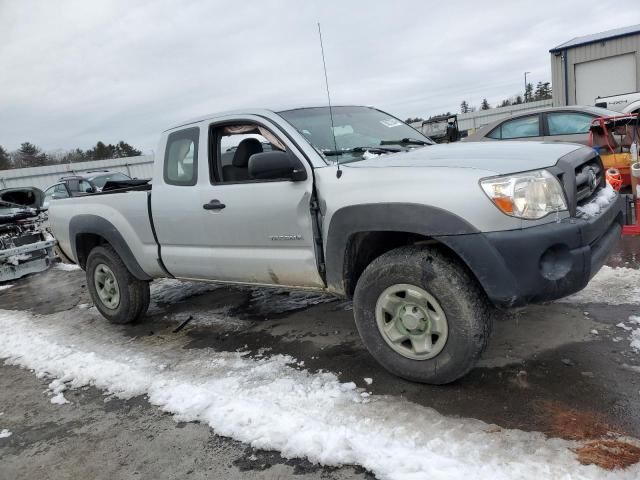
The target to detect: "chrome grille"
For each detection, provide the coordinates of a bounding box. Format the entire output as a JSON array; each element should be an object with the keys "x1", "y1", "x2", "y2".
[
  {"x1": 550, "y1": 149, "x2": 606, "y2": 216},
  {"x1": 575, "y1": 157, "x2": 604, "y2": 205}
]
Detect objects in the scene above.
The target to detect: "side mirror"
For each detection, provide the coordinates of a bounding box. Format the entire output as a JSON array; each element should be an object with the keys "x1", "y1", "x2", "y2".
[{"x1": 248, "y1": 151, "x2": 307, "y2": 181}]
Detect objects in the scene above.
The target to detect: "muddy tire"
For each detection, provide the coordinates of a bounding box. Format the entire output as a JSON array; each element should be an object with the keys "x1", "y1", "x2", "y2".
[
  {"x1": 86, "y1": 245, "x2": 150, "y2": 324},
  {"x1": 353, "y1": 245, "x2": 492, "y2": 384}
]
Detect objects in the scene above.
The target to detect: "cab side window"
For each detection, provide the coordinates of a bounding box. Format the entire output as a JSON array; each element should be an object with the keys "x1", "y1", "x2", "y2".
[
  {"x1": 164, "y1": 127, "x2": 199, "y2": 186},
  {"x1": 487, "y1": 126, "x2": 502, "y2": 139},
  {"x1": 46, "y1": 184, "x2": 69, "y2": 200},
  {"x1": 211, "y1": 123, "x2": 286, "y2": 183},
  {"x1": 78, "y1": 180, "x2": 93, "y2": 193},
  {"x1": 54, "y1": 184, "x2": 69, "y2": 198},
  {"x1": 547, "y1": 112, "x2": 593, "y2": 135},
  {"x1": 500, "y1": 116, "x2": 540, "y2": 139}
]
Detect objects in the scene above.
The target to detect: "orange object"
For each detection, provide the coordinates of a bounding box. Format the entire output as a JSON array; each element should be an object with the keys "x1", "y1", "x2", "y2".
[
  {"x1": 605, "y1": 167, "x2": 623, "y2": 191},
  {"x1": 601, "y1": 153, "x2": 631, "y2": 187}
]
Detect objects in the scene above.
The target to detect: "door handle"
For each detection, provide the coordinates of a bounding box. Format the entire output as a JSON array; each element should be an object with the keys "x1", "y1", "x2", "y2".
[{"x1": 203, "y1": 199, "x2": 226, "y2": 210}]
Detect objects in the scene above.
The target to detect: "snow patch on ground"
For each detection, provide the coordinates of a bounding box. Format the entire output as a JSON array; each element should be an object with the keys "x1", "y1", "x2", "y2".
[
  {"x1": 0, "y1": 284, "x2": 13, "y2": 291},
  {"x1": 54, "y1": 263, "x2": 81, "y2": 272},
  {"x1": 1, "y1": 308, "x2": 638, "y2": 479},
  {"x1": 50, "y1": 392, "x2": 69, "y2": 405},
  {"x1": 614, "y1": 317, "x2": 640, "y2": 354},
  {"x1": 0, "y1": 429, "x2": 12, "y2": 438},
  {"x1": 48, "y1": 378, "x2": 70, "y2": 404},
  {"x1": 629, "y1": 316, "x2": 640, "y2": 353},
  {"x1": 559, "y1": 266, "x2": 640, "y2": 305},
  {"x1": 576, "y1": 184, "x2": 617, "y2": 219}
]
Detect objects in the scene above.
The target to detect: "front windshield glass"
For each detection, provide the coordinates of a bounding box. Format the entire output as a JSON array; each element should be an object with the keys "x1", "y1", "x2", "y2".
[{"x1": 278, "y1": 106, "x2": 433, "y2": 164}]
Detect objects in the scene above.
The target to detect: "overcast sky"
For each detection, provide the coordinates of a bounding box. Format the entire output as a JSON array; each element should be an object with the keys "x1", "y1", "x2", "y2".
[{"x1": 1, "y1": 0, "x2": 639, "y2": 153}]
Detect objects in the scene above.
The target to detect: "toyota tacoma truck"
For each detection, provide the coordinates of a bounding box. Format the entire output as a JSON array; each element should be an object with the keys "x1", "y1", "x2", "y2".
[{"x1": 48, "y1": 106, "x2": 624, "y2": 384}]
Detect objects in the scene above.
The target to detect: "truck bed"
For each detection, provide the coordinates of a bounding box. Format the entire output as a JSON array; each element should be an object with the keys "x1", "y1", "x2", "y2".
[{"x1": 48, "y1": 188, "x2": 165, "y2": 279}]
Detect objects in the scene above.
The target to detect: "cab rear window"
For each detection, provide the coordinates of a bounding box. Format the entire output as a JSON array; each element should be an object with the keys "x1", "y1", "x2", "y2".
[{"x1": 164, "y1": 127, "x2": 199, "y2": 186}]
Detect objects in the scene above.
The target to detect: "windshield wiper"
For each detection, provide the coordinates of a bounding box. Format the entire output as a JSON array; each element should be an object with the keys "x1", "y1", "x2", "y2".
[
  {"x1": 321, "y1": 146, "x2": 400, "y2": 156},
  {"x1": 380, "y1": 138, "x2": 430, "y2": 146}
]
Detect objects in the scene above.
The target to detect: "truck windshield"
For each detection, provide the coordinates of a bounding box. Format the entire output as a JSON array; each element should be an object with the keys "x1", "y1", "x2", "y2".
[{"x1": 278, "y1": 106, "x2": 433, "y2": 164}]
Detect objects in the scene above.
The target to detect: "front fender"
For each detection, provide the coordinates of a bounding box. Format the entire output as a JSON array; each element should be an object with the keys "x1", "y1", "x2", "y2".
[{"x1": 324, "y1": 203, "x2": 478, "y2": 295}]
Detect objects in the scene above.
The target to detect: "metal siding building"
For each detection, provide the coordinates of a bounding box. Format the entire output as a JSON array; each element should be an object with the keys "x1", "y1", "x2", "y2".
[
  {"x1": 0, "y1": 155, "x2": 154, "y2": 190},
  {"x1": 550, "y1": 24, "x2": 640, "y2": 106}
]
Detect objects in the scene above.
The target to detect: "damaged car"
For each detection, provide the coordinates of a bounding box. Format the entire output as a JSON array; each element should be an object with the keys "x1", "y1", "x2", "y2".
[{"x1": 0, "y1": 187, "x2": 57, "y2": 282}]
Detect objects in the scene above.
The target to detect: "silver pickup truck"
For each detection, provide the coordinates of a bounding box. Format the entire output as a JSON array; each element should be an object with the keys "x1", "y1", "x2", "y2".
[{"x1": 49, "y1": 106, "x2": 624, "y2": 384}]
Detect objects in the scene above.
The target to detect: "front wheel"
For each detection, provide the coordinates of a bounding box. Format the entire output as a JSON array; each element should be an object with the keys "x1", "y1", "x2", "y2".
[
  {"x1": 353, "y1": 245, "x2": 492, "y2": 384},
  {"x1": 86, "y1": 245, "x2": 150, "y2": 324}
]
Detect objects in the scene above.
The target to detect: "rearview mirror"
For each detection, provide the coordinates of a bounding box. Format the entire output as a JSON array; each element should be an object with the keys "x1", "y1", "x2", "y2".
[{"x1": 248, "y1": 151, "x2": 307, "y2": 181}]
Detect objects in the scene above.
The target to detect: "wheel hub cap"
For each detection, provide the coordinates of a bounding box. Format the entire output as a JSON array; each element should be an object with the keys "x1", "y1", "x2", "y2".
[
  {"x1": 375, "y1": 284, "x2": 449, "y2": 360},
  {"x1": 94, "y1": 263, "x2": 120, "y2": 310},
  {"x1": 399, "y1": 304, "x2": 427, "y2": 331}
]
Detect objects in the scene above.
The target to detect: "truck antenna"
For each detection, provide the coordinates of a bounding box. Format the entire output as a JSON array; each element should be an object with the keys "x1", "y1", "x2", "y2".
[{"x1": 317, "y1": 22, "x2": 341, "y2": 178}]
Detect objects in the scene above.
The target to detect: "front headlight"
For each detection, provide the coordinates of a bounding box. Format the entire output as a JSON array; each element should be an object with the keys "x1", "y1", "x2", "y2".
[{"x1": 480, "y1": 169, "x2": 567, "y2": 219}]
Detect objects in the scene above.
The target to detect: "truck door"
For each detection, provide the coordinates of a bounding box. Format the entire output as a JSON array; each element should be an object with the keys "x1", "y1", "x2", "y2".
[{"x1": 152, "y1": 118, "x2": 325, "y2": 289}]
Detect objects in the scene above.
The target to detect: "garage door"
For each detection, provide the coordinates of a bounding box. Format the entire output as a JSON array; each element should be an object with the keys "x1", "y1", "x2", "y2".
[{"x1": 575, "y1": 53, "x2": 637, "y2": 105}]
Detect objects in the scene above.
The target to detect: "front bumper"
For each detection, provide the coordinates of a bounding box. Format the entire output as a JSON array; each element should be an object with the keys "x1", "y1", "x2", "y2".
[{"x1": 437, "y1": 195, "x2": 624, "y2": 308}]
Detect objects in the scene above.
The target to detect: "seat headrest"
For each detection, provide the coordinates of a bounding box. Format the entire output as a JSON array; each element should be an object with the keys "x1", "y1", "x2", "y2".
[{"x1": 232, "y1": 138, "x2": 263, "y2": 167}]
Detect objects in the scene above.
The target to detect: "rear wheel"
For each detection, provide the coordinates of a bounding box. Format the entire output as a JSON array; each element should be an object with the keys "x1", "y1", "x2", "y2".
[
  {"x1": 86, "y1": 245, "x2": 150, "y2": 324},
  {"x1": 353, "y1": 245, "x2": 492, "y2": 384}
]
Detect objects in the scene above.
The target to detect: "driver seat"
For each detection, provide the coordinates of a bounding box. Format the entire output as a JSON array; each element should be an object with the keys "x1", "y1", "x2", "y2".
[{"x1": 223, "y1": 138, "x2": 263, "y2": 181}]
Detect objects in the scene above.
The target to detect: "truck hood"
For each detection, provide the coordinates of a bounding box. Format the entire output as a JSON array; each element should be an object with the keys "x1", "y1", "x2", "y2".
[
  {"x1": 344, "y1": 141, "x2": 586, "y2": 174},
  {"x1": 0, "y1": 187, "x2": 44, "y2": 225}
]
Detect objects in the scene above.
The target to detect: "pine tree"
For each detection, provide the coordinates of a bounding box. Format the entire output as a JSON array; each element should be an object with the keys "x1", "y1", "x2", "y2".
[
  {"x1": 87, "y1": 141, "x2": 113, "y2": 160},
  {"x1": 86, "y1": 141, "x2": 142, "y2": 160},
  {"x1": 524, "y1": 82, "x2": 534, "y2": 102},
  {"x1": 16, "y1": 142, "x2": 48, "y2": 168},
  {"x1": 460, "y1": 100, "x2": 470, "y2": 114},
  {"x1": 114, "y1": 141, "x2": 142, "y2": 158},
  {"x1": 515, "y1": 95, "x2": 523, "y2": 105},
  {"x1": 61, "y1": 148, "x2": 87, "y2": 163},
  {"x1": 0, "y1": 145, "x2": 11, "y2": 170},
  {"x1": 480, "y1": 98, "x2": 491, "y2": 110},
  {"x1": 533, "y1": 82, "x2": 543, "y2": 101}
]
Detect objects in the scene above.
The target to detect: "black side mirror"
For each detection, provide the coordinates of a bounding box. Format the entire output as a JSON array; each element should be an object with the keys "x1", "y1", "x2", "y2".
[{"x1": 248, "y1": 151, "x2": 307, "y2": 181}]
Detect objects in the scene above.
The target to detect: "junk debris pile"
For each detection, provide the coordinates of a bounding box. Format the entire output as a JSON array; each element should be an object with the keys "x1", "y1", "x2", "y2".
[{"x1": 0, "y1": 187, "x2": 57, "y2": 282}]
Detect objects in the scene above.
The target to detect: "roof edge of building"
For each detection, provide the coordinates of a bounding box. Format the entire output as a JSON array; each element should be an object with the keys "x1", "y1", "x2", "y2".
[{"x1": 549, "y1": 24, "x2": 640, "y2": 53}]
